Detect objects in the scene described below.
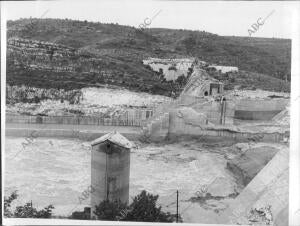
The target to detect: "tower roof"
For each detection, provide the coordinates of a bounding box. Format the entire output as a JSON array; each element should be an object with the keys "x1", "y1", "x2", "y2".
[{"x1": 91, "y1": 131, "x2": 134, "y2": 149}]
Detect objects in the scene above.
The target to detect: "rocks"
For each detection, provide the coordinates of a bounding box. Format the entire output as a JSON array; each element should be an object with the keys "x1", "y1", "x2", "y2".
[
  {"x1": 7, "y1": 38, "x2": 104, "y2": 74},
  {"x1": 6, "y1": 84, "x2": 82, "y2": 104},
  {"x1": 247, "y1": 205, "x2": 273, "y2": 225},
  {"x1": 7, "y1": 37, "x2": 175, "y2": 96}
]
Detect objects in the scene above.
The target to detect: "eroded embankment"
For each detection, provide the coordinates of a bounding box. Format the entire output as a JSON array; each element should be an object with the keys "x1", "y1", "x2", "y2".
[
  {"x1": 226, "y1": 145, "x2": 279, "y2": 187},
  {"x1": 155, "y1": 138, "x2": 288, "y2": 224},
  {"x1": 224, "y1": 145, "x2": 289, "y2": 225}
]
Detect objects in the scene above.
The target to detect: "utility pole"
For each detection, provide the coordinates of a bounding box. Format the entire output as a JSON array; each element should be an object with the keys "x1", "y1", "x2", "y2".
[
  {"x1": 30, "y1": 200, "x2": 33, "y2": 217},
  {"x1": 176, "y1": 190, "x2": 179, "y2": 223}
]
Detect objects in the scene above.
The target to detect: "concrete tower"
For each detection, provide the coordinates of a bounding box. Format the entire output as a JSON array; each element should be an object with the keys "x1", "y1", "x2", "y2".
[{"x1": 90, "y1": 131, "x2": 132, "y2": 219}]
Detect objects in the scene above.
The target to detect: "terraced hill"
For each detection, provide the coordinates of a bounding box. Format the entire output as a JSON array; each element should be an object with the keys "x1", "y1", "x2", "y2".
[{"x1": 6, "y1": 18, "x2": 291, "y2": 96}]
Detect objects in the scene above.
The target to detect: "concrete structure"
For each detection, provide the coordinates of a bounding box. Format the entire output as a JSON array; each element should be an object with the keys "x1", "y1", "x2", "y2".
[
  {"x1": 141, "y1": 98, "x2": 289, "y2": 142},
  {"x1": 234, "y1": 99, "x2": 289, "y2": 121},
  {"x1": 180, "y1": 68, "x2": 224, "y2": 99},
  {"x1": 90, "y1": 132, "x2": 133, "y2": 219},
  {"x1": 207, "y1": 65, "x2": 238, "y2": 73},
  {"x1": 5, "y1": 123, "x2": 140, "y2": 141},
  {"x1": 223, "y1": 146, "x2": 289, "y2": 225},
  {"x1": 6, "y1": 108, "x2": 154, "y2": 127},
  {"x1": 140, "y1": 66, "x2": 289, "y2": 142},
  {"x1": 142, "y1": 58, "x2": 195, "y2": 81}
]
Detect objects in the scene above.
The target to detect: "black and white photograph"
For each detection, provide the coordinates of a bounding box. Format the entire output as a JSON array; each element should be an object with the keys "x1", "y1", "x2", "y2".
[{"x1": 1, "y1": 0, "x2": 300, "y2": 225}]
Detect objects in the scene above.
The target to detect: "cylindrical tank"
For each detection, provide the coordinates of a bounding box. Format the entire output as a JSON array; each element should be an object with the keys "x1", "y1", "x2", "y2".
[{"x1": 90, "y1": 132, "x2": 132, "y2": 219}]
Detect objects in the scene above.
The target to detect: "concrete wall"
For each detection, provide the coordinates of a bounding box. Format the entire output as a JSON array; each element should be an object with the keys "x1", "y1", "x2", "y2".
[
  {"x1": 142, "y1": 112, "x2": 170, "y2": 141},
  {"x1": 168, "y1": 108, "x2": 286, "y2": 143},
  {"x1": 191, "y1": 100, "x2": 235, "y2": 125},
  {"x1": 224, "y1": 147, "x2": 289, "y2": 225},
  {"x1": 142, "y1": 58, "x2": 193, "y2": 81},
  {"x1": 91, "y1": 141, "x2": 130, "y2": 219},
  {"x1": 5, "y1": 128, "x2": 139, "y2": 141},
  {"x1": 234, "y1": 110, "x2": 281, "y2": 120},
  {"x1": 6, "y1": 109, "x2": 154, "y2": 127},
  {"x1": 207, "y1": 65, "x2": 238, "y2": 73},
  {"x1": 188, "y1": 98, "x2": 288, "y2": 122},
  {"x1": 141, "y1": 97, "x2": 289, "y2": 142},
  {"x1": 175, "y1": 98, "x2": 289, "y2": 124},
  {"x1": 234, "y1": 99, "x2": 289, "y2": 120}
]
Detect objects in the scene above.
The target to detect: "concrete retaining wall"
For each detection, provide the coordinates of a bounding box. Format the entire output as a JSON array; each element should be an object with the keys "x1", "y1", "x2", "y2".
[
  {"x1": 191, "y1": 100, "x2": 235, "y2": 125},
  {"x1": 168, "y1": 109, "x2": 286, "y2": 143},
  {"x1": 5, "y1": 128, "x2": 139, "y2": 141},
  {"x1": 234, "y1": 99, "x2": 289, "y2": 120},
  {"x1": 169, "y1": 129, "x2": 285, "y2": 143},
  {"x1": 192, "y1": 99, "x2": 289, "y2": 123},
  {"x1": 225, "y1": 147, "x2": 289, "y2": 225},
  {"x1": 235, "y1": 99, "x2": 289, "y2": 111},
  {"x1": 141, "y1": 112, "x2": 170, "y2": 141},
  {"x1": 148, "y1": 98, "x2": 288, "y2": 142},
  {"x1": 6, "y1": 109, "x2": 154, "y2": 127},
  {"x1": 234, "y1": 110, "x2": 281, "y2": 120}
]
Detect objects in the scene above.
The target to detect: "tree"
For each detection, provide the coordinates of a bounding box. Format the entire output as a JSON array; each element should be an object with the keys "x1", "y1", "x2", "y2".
[
  {"x1": 158, "y1": 68, "x2": 164, "y2": 79},
  {"x1": 182, "y1": 34, "x2": 197, "y2": 54},
  {"x1": 176, "y1": 75, "x2": 187, "y2": 88},
  {"x1": 93, "y1": 199, "x2": 128, "y2": 220},
  {"x1": 122, "y1": 190, "x2": 175, "y2": 222},
  {"x1": 14, "y1": 203, "x2": 54, "y2": 218},
  {"x1": 187, "y1": 67, "x2": 194, "y2": 76},
  {"x1": 4, "y1": 191, "x2": 18, "y2": 217},
  {"x1": 4, "y1": 191, "x2": 54, "y2": 218},
  {"x1": 93, "y1": 190, "x2": 177, "y2": 222},
  {"x1": 35, "y1": 205, "x2": 55, "y2": 218},
  {"x1": 168, "y1": 65, "x2": 177, "y2": 71}
]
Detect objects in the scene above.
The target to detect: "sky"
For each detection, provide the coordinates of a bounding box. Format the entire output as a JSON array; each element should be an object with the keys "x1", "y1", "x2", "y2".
[{"x1": 1, "y1": 0, "x2": 299, "y2": 39}]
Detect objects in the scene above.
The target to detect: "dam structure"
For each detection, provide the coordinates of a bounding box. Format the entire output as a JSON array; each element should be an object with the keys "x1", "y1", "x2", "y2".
[
  {"x1": 90, "y1": 131, "x2": 133, "y2": 219},
  {"x1": 5, "y1": 62, "x2": 289, "y2": 143},
  {"x1": 141, "y1": 66, "x2": 289, "y2": 143},
  {"x1": 4, "y1": 57, "x2": 290, "y2": 223}
]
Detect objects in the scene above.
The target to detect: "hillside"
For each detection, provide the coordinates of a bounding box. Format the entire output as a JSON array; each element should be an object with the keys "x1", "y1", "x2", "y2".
[{"x1": 6, "y1": 18, "x2": 291, "y2": 95}]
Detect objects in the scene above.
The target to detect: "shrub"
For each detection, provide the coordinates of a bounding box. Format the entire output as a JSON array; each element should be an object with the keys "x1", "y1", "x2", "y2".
[
  {"x1": 93, "y1": 199, "x2": 127, "y2": 221},
  {"x1": 4, "y1": 191, "x2": 54, "y2": 218},
  {"x1": 168, "y1": 65, "x2": 177, "y2": 71},
  {"x1": 93, "y1": 190, "x2": 178, "y2": 222},
  {"x1": 122, "y1": 190, "x2": 176, "y2": 222}
]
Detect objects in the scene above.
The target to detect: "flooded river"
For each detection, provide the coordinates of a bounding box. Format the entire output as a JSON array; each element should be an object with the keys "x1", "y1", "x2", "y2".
[{"x1": 5, "y1": 137, "x2": 238, "y2": 223}]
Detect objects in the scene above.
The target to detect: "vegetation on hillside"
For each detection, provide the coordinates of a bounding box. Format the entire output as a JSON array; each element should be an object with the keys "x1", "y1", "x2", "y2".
[{"x1": 7, "y1": 18, "x2": 291, "y2": 95}]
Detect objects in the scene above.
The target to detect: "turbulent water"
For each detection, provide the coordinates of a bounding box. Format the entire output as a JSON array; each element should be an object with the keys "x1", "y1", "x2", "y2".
[{"x1": 5, "y1": 137, "x2": 237, "y2": 222}]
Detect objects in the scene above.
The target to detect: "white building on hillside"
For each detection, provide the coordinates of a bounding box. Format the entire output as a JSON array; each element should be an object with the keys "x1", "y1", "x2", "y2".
[{"x1": 207, "y1": 65, "x2": 238, "y2": 73}]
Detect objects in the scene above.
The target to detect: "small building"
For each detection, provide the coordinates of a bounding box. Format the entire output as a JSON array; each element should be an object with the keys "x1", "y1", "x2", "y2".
[
  {"x1": 90, "y1": 131, "x2": 133, "y2": 219},
  {"x1": 71, "y1": 207, "x2": 91, "y2": 220},
  {"x1": 207, "y1": 65, "x2": 238, "y2": 73}
]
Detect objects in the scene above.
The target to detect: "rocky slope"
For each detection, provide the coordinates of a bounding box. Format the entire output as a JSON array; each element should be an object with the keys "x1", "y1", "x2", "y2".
[
  {"x1": 7, "y1": 38, "x2": 172, "y2": 95},
  {"x1": 7, "y1": 18, "x2": 291, "y2": 96},
  {"x1": 6, "y1": 85, "x2": 171, "y2": 116}
]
